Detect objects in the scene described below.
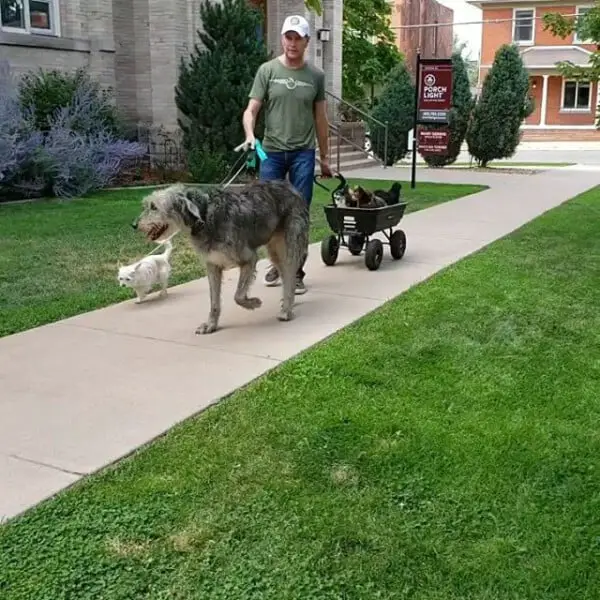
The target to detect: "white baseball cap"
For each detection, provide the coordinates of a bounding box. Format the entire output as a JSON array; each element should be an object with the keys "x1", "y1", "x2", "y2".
[{"x1": 281, "y1": 15, "x2": 310, "y2": 38}]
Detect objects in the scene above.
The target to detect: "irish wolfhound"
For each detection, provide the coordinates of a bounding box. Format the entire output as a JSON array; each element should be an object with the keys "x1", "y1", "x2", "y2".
[{"x1": 132, "y1": 180, "x2": 309, "y2": 334}]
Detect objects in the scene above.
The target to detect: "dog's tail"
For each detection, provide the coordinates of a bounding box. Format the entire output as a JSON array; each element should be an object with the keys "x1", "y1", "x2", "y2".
[{"x1": 160, "y1": 239, "x2": 174, "y2": 260}]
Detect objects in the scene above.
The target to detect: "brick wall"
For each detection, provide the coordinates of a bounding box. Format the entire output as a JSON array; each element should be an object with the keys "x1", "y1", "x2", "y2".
[
  {"x1": 1, "y1": 0, "x2": 115, "y2": 92},
  {"x1": 480, "y1": 5, "x2": 597, "y2": 70}
]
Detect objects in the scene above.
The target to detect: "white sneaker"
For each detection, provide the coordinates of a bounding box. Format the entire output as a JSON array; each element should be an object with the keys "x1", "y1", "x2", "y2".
[{"x1": 263, "y1": 264, "x2": 281, "y2": 286}]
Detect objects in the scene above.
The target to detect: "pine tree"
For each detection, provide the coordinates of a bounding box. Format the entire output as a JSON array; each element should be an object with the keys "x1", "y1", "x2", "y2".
[
  {"x1": 466, "y1": 44, "x2": 534, "y2": 168},
  {"x1": 175, "y1": 0, "x2": 271, "y2": 181},
  {"x1": 370, "y1": 61, "x2": 415, "y2": 166},
  {"x1": 420, "y1": 52, "x2": 475, "y2": 167}
]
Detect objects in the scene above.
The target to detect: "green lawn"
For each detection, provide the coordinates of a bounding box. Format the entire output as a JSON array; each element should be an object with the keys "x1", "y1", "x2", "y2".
[
  {"x1": 1, "y1": 186, "x2": 599, "y2": 599},
  {"x1": 0, "y1": 179, "x2": 484, "y2": 338}
]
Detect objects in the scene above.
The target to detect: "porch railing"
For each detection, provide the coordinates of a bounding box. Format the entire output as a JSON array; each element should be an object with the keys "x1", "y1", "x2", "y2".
[{"x1": 323, "y1": 90, "x2": 389, "y2": 170}]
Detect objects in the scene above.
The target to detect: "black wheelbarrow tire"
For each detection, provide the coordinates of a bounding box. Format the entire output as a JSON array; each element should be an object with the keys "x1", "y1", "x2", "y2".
[
  {"x1": 390, "y1": 229, "x2": 407, "y2": 260},
  {"x1": 321, "y1": 234, "x2": 340, "y2": 266},
  {"x1": 365, "y1": 238, "x2": 383, "y2": 271},
  {"x1": 347, "y1": 233, "x2": 365, "y2": 256}
]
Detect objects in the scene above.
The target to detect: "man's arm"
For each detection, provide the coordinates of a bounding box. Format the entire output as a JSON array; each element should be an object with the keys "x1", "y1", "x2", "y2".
[
  {"x1": 241, "y1": 64, "x2": 267, "y2": 147},
  {"x1": 243, "y1": 98, "x2": 262, "y2": 141},
  {"x1": 314, "y1": 99, "x2": 329, "y2": 163}
]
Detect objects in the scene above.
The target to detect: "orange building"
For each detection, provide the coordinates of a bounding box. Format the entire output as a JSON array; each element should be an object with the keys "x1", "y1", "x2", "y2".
[
  {"x1": 467, "y1": 0, "x2": 599, "y2": 140},
  {"x1": 389, "y1": 0, "x2": 455, "y2": 77}
]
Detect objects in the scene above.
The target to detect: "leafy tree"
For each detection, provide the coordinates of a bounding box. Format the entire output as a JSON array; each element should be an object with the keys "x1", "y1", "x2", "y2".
[
  {"x1": 370, "y1": 62, "x2": 415, "y2": 166},
  {"x1": 175, "y1": 0, "x2": 270, "y2": 181},
  {"x1": 420, "y1": 52, "x2": 475, "y2": 167},
  {"x1": 342, "y1": 0, "x2": 403, "y2": 108},
  {"x1": 543, "y1": 2, "x2": 600, "y2": 124},
  {"x1": 466, "y1": 44, "x2": 534, "y2": 168}
]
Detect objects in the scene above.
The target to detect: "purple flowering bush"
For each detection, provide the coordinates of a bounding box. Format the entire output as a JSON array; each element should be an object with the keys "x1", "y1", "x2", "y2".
[{"x1": 0, "y1": 60, "x2": 146, "y2": 200}]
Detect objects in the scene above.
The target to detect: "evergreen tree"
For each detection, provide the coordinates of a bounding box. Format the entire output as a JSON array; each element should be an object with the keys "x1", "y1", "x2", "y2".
[
  {"x1": 420, "y1": 52, "x2": 475, "y2": 167},
  {"x1": 175, "y1": 0, "x2": 270, "y2": 181},
  {"x1": 466, "y1": 44, "x2": 534, "y2": 168},
  {"x1": 370, "y1": 61, "x2": 415, "y2": 166}
]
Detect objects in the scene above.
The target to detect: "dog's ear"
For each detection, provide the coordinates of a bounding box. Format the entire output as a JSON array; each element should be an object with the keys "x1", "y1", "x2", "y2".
[{"x1": 183, "y1": 197, "x2": 203, "y2": 222}]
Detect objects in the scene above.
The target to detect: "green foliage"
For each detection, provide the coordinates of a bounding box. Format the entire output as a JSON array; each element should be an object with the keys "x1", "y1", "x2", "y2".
[
  {"x1": 18, "y1": 67, "x2": 123, "y2": 135},
  {"x1": 342, "y1": 0, "x2": 403, "y2": 107},
  {"x1": 466, "y1": 44, "x2": 534, "y2": 168},
  {"x1": 370, "y1": 62, "x2": 415, "y2": 166},
  {"x1": 421, "y1": 52, "x2": 476, "y2": 168},
  {"x1": 304, "y1": 0, "x2": 323, "y2": 15},
  {"x1": 187, "y1": 143, "x2": 230, "y2": 183},
  {"x1": 543, "y1": 1, "x2": 600, "y2": 125},
  {"x1": 175, "y1": 0, "x2": 270, "y2": 182}
]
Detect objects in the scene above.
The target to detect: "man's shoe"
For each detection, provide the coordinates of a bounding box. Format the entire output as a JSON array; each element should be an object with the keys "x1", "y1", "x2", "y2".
[
  {"x1": 295, "y1": 278, "x2": 307, "y2": 295},
  {"x1": 263, "y1": 264, "x2": 281, "y2": 287}
]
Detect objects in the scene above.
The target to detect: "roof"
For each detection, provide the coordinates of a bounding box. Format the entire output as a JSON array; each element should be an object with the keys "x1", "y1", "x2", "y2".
[{"x1": 520, "y1": 46, "x2": 593, "y2": 69}]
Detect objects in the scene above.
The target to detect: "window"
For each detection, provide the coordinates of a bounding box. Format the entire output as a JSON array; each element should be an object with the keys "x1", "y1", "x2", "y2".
[
  {"x1": 574, "y1": 6, "x2": 593, "y2": 44},
  {"x1": 562, "y1": 80, "x2": 592, "y2": 110},
  {"x1": 0, "y1": 0, "x2": 59, "y2": 35},
  {"x1": 513, "y1": 8, "x2": 535, "y2": 44}
]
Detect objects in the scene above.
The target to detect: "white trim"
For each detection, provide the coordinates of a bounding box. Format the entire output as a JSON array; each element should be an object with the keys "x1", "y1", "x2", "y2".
[
  {"x1": 561, "y1": 78, "x2": 593, "y2": 112},
  {"x1": 540, "y1": 74, "x2": 549, "y2": 126},
  {"x1": 573, "y1": 5, "x2": 593, "y2": 44},
  {"x1": 0, "y1": 0, "x2": 60, "y2": 37},
  {"x1": 512, "y1": 7, "x2": 536, "y2": 45},
  {"x1": 520, "y1": 44, "x2": 592, "y2": 55}
]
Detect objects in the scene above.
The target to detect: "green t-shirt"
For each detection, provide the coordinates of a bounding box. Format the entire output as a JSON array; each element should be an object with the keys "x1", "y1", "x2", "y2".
[{"x1": 249, "y1": 57, "x2": 325, "y2": 152}]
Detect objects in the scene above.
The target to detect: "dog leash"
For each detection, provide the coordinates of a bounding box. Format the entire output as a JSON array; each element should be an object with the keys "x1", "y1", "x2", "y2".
[
  {"x1": 138, "y1": 141, "x2": 266, "y2": 259},
  {"x1": 140, "y1": 231, "x2": 179, "y2": 259}
]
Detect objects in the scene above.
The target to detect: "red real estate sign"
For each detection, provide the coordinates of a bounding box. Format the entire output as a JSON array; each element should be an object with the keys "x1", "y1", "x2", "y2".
[
  {"x1": 418, "y1": 60, "x2": 453, "y2": 124},
  {"x1": 418, "y1": 128, "x2": 450, "y2": 155}
]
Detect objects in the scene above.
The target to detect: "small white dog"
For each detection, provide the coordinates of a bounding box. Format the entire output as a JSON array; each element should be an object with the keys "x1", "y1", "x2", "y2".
[{"x1": 117, "y1": 239, "x2": 174, "y2": 303}]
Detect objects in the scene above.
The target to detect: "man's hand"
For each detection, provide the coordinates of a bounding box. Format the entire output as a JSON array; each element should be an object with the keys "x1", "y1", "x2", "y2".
[
  {"x1": 235, "y1": 135, "x2": 256, "y2": 153},
  {"x1": 320, "y1": 159, "x2": 333, "y2": 178}
]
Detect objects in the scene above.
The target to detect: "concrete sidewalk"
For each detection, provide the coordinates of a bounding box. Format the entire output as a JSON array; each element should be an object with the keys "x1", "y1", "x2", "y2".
[{"x1": 1, "y1": 167, "x2": 597, "y2": 522}]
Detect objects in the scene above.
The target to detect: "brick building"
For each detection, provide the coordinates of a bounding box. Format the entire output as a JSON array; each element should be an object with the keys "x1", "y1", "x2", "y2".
[
  {"x1": 467, "y1": 0, "x2": 600, "y2": 141},
  {"x1": 0, "y1": 0, "x2": 343, "y2": 133},
  {"x1": 389, "y1": 0, "x2": 454, "y2": 77}
]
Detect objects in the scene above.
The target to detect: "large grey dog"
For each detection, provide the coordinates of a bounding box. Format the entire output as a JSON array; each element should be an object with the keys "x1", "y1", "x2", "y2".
[{"x1": 132, "y1": 180, "x2": 309, "y2": 334}]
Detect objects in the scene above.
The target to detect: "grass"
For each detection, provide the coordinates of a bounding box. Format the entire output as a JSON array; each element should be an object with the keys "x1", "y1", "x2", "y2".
[
  {"x1": 0, "y1": 179, "x2": 484, "y2": 338},
  {"x1": 1, "y1": 185, "x2": 600, "y2": 599}
]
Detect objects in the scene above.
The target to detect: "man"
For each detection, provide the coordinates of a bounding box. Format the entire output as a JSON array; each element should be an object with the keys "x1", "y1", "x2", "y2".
[{"x1": 241, "y1": 14, "x2": 332, "y2": 295}]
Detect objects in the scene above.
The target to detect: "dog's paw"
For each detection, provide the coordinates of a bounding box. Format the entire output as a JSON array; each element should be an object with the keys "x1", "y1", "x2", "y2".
[
  {"x1": 159, "y1": 289, "x2": 168, "y2": 298},
  {"x1": 277, "y1": 309, "x2": 294, "y2": 322},
  {"x1": 236, "y1": 296, "x2": 262, "y2": 310},
  {"x1": 195, "y1": 322, "x2": 218, "y2": 335}
]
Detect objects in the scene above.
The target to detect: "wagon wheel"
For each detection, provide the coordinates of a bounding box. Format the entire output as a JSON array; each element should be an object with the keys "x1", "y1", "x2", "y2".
[
  {"x1": 364, "y1": 239, "x2": 383, "y2": 271},
  {"x1": 347, "y1": 233, "x2": 365, "y2": 256},
  {"x1": 390, "y1": 229, "x2": 407, "y2": 260},
  {"x1": 321, "y1": 234, "x2": 340, "y2": 266}
]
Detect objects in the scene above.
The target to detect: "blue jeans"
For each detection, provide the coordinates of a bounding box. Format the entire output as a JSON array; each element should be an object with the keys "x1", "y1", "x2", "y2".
[{"x1": 259, "y1": 148, "x2": 315, "y2": 280}]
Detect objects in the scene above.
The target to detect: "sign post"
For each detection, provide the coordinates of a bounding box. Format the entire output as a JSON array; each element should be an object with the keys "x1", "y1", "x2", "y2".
[{"x1": 411, "y1": 54, "x2": 453, "y2": 188}]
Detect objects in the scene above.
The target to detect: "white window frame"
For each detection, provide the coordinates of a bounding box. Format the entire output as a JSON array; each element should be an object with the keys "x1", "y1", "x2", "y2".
[
  {"x1": 560, "y1": 79, "x2": 592, "y2": 112},
  {"x1": 512, "y1": 7, "x2": 536, "y2": 45},
  {"x1": 0, "y1": 0, "x2": 61, "y2": 36},
  {"x1": 573, "y1": 5, "x2": 593, "y2": 44}
]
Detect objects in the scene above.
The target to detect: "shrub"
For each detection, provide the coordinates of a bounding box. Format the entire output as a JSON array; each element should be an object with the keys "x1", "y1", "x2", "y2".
[
  {"x1": 175, "y1": 0, "x2": 271, "y2": 182},
  {"x1": 0, "y1": 60, "x2": 145, "y2": 200},
  {"x1": 370, "y1": 61, "x2": 415, "y2": 166},
  {"x1": 420, "y1": 52, "x2": 475, "y2": 168},
  {"x1": 41, "y1": 87, "x2": 146, "y2": 198},
  {"x1": 466, "y1": 44, "x2": 534, "y2": 167},
  {"x1": 18, "y1": 67, "x2": 123, "y2": 136}
]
